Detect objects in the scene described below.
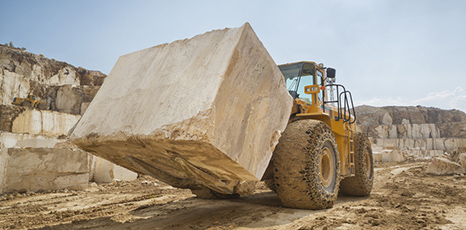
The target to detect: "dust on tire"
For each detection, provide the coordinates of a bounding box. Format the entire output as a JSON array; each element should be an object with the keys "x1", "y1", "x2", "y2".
[
  {"x1": 339, "y1": 132, "x2": 374, "y2": 196},
  {"x1": 270, "y1": 120, "x2": 340, "y2": 209}
]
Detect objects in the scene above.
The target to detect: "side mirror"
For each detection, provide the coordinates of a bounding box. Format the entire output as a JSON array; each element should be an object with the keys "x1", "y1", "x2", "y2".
[{"x1": 327, "y1": 68, "x2": 336, "y2": 79}]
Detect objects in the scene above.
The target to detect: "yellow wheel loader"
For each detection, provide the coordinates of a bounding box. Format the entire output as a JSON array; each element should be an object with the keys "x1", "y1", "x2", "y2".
[
  {"x1": 191, "y1": 61, "x2": 374, "y2": 209},
  {"x1": 69, "y1": 24, "x2": 373, "y2": 211},
  {"x1": 12, "y1": 94, "x2": 46, "y2": 110},
  {"x1": 261, "y1": 61, "x2": 374, "y2": 209}
]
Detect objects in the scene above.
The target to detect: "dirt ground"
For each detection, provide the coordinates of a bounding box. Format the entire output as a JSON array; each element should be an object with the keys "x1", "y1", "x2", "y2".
[{"x1": 1, "y1": 160, "x2": 465, "y2": 230}]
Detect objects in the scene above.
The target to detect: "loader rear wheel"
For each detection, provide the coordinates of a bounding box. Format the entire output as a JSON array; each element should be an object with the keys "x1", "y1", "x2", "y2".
[
  {"x1": 271, "y1": 120, "x2": 340, "y2": 209},
  {"x1": 38, "y1": 103, "x2": 46, "y2": 110},
  {"x1": 339, "y1": 132, "x2": 374, "y2": 196},
  {"x1": 191, "y1": 188, "x2": 240, "y2": 199}
]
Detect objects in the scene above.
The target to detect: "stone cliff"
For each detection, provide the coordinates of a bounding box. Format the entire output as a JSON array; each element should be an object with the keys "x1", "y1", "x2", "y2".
[
  {"x1": 1, "y1": 45, "x2": 137, "y2": 194},
  {"x1": 356, "y1": 105, "x2": 466, "y2": 159},
  {"x1": 0, "y1": 44, "x2": 106, "y2": 118}
]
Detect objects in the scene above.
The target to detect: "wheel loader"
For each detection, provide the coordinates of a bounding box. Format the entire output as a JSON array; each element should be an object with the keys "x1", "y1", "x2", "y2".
[
  {"x1": 12, "y1": 94, "x2": 46, "y2": 110},
  {"x1": 70, "y1": 23, "x2": 373, "y2": 211},
  {"x1": 261, "y1": 61, "x2": 374, "y2": 209},
  {"x1": 194, "y1": 61, "x2": 374, "y2": 209}
]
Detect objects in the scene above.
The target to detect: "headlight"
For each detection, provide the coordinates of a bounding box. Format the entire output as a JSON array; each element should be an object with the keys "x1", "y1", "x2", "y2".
[{"x1": 304, "y1": 85, "x2": 321, "y2": 94}]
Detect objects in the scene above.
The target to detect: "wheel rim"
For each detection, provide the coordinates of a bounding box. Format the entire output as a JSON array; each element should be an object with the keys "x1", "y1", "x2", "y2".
[
  {"x1": 320, "y1": 146, "x2": 335, "y2": 189},
  {"x1": 364, "y1": 149, "x2": 371, "y2": 177}
]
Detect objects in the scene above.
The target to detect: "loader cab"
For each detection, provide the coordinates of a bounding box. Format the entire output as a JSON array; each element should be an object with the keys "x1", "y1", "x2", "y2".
[
  {"x1": 279, "y1": 61, "x2": 356, "y2": 125},
  {"x1": 278, "y1": 61, "x2": 326, "y2": 106}
]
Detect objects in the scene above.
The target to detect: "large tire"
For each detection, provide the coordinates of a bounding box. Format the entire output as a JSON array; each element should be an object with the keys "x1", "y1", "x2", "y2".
[
  {"x1": 271, "y1": 120, "x2": 340, "y2": 209},
  {"x1": 339, "y1": 132, "x2": 374, "y2": 196},
  {"x1": 38, "y1": 103, "x2": 46, "y2": 110}
]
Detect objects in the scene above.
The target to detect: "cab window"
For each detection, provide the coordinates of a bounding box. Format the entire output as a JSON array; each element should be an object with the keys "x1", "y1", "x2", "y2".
[
  {"x1": 317, "y1": 70, "x2": 323, "y2": 103},
  {"x1": 279, "y1": 62, "x2": 316, "y2": 105}
]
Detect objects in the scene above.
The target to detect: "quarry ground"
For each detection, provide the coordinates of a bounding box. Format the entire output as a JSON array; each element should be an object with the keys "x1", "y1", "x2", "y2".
[{"x1": 1, "y1": 161, "x2": 465, "y2": 230}]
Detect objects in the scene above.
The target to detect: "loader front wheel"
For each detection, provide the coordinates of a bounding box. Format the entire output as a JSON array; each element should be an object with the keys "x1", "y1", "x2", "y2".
[
  {"x1": 264, "y1": 179, "x2": 276, "y2": 192},
  {"x1": 271, "y1": 120, "x2": 340, "y2": 209},
  {"x1": 339, "y1": 132, "x2": 374, "y2": 196}
]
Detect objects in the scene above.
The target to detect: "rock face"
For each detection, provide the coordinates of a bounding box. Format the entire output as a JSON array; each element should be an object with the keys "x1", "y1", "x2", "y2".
[
  {"x1": 0, "y1": 44, "x2": 106, "y2": 116},
  {"x1": 0, "y1": 45, "x2": 140, "y2": 194},
  {"x1": 356, "y1": 105, "x2": 466, "y2": 160},
  {"x1": 70, "y1": 23, "x2": 293, "y2": 194},
  {"x1": 357, "y1": 105, "x2": 466, "y2": 138},
  {"x1": 0, "y1": 105, "x2": 24, "y2": 132}
]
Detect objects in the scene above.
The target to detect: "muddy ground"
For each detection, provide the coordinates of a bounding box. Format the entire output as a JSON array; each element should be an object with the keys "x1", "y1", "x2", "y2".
[{"x1": 1, "y1": 161, "x2": 465, "y2": 230}]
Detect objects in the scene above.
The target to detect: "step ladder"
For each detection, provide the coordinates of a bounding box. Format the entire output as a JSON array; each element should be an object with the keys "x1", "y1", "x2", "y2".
[{"x1": 347, "y1": 123, "x2": 355, "y2": 174}]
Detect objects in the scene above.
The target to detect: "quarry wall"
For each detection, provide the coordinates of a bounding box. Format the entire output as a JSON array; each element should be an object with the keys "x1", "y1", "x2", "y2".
[
  {"x1": 356, "y1": 105, "x2": 466, "y2": 161},
  {"x1": 0, "y1": 45, "x2": 137, "y2": 194},
  {"x1": 0, "y1": 44, "x2": 105, "y2": 115}
]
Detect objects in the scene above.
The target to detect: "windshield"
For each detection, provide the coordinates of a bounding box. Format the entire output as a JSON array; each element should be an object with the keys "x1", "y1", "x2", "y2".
[{"x1": 278, "y1": 62, "x2": 315, "y2": 104}]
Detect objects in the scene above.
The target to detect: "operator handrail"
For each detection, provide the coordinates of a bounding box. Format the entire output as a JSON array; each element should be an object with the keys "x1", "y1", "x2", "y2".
[
  {"x1": 339, "y1": 90, "x2": 357, "y2": 124},
  {"x1": 323, "y1": 83, "x2": 356, "y2": 124}
]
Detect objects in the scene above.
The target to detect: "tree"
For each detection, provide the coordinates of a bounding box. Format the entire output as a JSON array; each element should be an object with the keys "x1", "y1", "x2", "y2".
[{"x1": 8, "y1": 41, "x2": 13, "y2": 47}]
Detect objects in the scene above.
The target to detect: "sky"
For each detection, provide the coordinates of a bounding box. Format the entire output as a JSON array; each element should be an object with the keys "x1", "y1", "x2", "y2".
[{"x1": 1, "y1": 0, "x2": 466, "y2": 112}]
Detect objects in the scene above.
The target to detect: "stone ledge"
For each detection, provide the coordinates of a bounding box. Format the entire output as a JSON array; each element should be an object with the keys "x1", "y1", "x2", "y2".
[
  {"x1": 12, "y1": 109, "x2": 80, "y2": 136},
  {"x1": 0, "y1": 147, "x2": 89, "y2": 193}
]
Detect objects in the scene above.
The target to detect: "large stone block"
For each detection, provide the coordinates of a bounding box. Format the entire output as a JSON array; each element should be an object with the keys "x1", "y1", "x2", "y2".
[
  {"x1": 434, "y1": 138, "x2": 446, "y2": 150},
  {"x1": 415, "y1": 139, "x2": 427, "y2": 150},
  {"x1": 0, "y1": 132, "x2": 23, "y2": 148},
  {"x1": 426, "y1": 157, "x2": 465, "y2": 175},
  {"x1": 380, "y1": 149, "x2": 405, "y2": 162},
  {"x1": 70, "y1": 23, "x2": 293, "y2": 194},
  {"x1": 444, "y1": 139, "x2": 458, "y2": 150},
  {"x1": 56, "y1": 85, "x2": 82, "y2": 114},
  {"x1": 426, "y1": 138, "x2": 433, "y2": 150},
  {"x1": 375, "y1": 125, "x2": 388, "y2": 139},
  {"x1": 373, "y1": 152, "x2": 383, "y2": 162},
  {"x1": 0, "y1": 148, "x2": 89, "y2": 193},
  {"x1": 382, "y1": 139, "x2": 397, "y2": 149},
  {"x1": 12, "y1": 109, "x2": 80, "y2": 136},
  {"x1": 0, "y1": 132, "x2": 66, "y2": 149},
  {"x1": 459, "y1": 153, "x2": 466, "y2": 170},
  {"x1": 93, "y1": 156, "x2": 138, "y2": 183},
  {"x1": 404, "y1": 138, "x2": 415, "y2": 149}
]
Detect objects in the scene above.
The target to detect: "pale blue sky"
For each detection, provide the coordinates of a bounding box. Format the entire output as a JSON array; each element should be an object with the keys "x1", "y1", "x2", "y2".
[{"x1": 2, "y1": 0, "x2": 466, "y2": 112}]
